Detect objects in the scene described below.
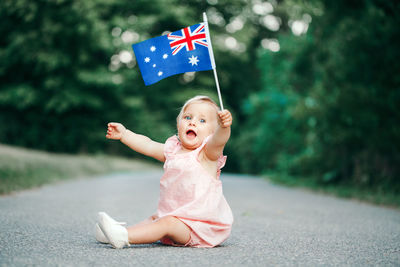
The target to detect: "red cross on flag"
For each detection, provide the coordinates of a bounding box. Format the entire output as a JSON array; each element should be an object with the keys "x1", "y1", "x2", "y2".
[{"x1": 168, "y1": 24, "x2": 208, "y2": 55}]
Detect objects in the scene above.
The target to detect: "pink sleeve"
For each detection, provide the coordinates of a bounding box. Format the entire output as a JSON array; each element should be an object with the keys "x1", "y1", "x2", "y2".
[
  {"x1": 218, "y1": 155, "x2": 227, "y2": 170},
  {"x1": 216, "y1": 155, "x2": 227, "y2": 179},
  {"x1": 164, "y1": 135, "x2": 180, "y2": 159}
]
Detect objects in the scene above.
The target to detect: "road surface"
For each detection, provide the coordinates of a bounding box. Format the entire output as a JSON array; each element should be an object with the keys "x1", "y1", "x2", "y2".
[{"x1": 0, "y1": 171, "x2": 399, "y2": 266}]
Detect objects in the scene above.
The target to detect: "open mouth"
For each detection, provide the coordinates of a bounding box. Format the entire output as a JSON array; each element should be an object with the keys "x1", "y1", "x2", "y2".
[{"x1": 186, "y1": 130, "x2": 197, "y2": 139}]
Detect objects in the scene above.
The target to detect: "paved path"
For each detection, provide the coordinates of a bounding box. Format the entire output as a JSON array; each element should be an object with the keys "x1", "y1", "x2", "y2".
[{"x1": 0, "y1": 171, "x2": 399, "y2": 266}]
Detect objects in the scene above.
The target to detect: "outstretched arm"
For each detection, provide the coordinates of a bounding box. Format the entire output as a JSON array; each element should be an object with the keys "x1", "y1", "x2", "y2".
[
  {"x1": 204, "y1": 110, "x2": 232, "y2": 161},
  {"x1": 106, "y1": 122, "x2": 165, "y2": 162}
]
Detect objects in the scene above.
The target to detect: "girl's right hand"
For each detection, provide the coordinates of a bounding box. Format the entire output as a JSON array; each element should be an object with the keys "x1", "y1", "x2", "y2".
[{"x1": 106, "y1": 122, "x2": 126, "y2": 140}]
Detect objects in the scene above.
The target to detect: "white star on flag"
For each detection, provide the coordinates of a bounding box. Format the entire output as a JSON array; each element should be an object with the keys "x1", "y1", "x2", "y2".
[
  {"x1": 131, "y1": 19, "x2": 216, "y2": 88},
  {"x1": 188, "y1": 55, "x2": 199, "y2": 66}
]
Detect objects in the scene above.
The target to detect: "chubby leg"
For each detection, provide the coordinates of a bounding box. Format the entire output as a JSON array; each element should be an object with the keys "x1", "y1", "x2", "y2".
[
  {"x1": 134, "y1": 214, "x2": 158, "y2": 227},
  {"x1": 127, "y1": 215, "x2": 191, "y2": 245}
]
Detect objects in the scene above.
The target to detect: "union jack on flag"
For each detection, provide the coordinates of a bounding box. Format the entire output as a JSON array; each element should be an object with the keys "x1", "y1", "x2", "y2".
[
  {"x1": 132, "y1": 23, "x2": 213, "y2": 86},
  {"x1": 168, "y1": 23, "x2": 208, "y2": 55}
]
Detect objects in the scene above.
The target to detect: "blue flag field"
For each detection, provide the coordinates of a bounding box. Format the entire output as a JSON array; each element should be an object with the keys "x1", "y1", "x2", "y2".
[{"x1": 132, "y1": 23, "x2": 213, "y2": 85}]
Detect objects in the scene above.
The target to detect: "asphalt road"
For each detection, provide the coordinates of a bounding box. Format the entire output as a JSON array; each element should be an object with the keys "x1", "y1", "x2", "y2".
[{"x1": 0, "y1": 171, "x2": 399, "y2": 266}]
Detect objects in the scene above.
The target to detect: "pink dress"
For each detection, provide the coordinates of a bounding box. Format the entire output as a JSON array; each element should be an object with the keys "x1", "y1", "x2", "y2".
[{"x1": 156, "y1": 135, "x2": 234, "y2": 248}]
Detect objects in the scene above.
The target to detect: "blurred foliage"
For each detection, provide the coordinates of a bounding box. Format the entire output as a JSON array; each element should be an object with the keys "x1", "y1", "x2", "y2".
[
  {"x1": 238, "y1": 0, "x2": 400, "y2": 192},
  {"x1": 0, "y1": 0, "x2": 264, "y2": 162},
  {"x1": 1, "y1": 0, "x2": 399, "y2": 192}
]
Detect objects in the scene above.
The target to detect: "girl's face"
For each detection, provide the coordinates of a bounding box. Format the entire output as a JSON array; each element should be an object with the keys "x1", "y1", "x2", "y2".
[{"x1": 177, "y1": 102, "x2": 218, "y2": 150}]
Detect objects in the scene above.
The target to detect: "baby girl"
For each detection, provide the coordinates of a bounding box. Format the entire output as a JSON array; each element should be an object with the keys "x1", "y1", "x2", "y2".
[{"x1": 96, "y1": 95, "x2": 234, "y2": 248}]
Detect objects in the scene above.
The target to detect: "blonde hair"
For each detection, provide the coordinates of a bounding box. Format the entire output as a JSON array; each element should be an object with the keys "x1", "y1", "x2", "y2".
[{"x1": 176, "y1": 95, "x2": 220, "y2": 124}]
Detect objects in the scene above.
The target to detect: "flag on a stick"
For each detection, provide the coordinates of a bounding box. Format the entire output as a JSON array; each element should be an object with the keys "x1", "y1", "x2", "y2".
[{"x1": 132, "y1": 23, "x2": 213, "y2": 86}]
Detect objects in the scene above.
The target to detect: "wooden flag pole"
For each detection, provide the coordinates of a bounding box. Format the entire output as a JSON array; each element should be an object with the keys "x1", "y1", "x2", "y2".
[{"x1": 203, "y1": 12, "x2": 224, "y2": 110}]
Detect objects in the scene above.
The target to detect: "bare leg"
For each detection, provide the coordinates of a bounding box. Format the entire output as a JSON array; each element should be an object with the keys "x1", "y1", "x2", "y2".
[
  {"x1": 133, "y1": 214, "x2": 158, "y2": 227},
  {"x1": 127, "y1": 215, "x2": 191, "y2": 245}
]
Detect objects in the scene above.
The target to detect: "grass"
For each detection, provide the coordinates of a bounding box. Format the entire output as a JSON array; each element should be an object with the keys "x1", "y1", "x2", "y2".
[
  {"x1": 0, "y1": 143, "x2": 159, "y2": 195},
  {"x1": 266, "y1": 173, "x2": 400, "y2": 209}
]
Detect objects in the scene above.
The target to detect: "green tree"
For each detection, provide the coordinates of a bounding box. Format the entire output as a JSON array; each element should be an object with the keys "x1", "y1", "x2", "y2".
[
  {"x1": 238, "y1": 0, "x2": 400, "y2": 191},
  {"x1": 0, "y1": 0, "x2": 276, "y2": 170},
  {"x1": 0, "y1": 0, "x2": 116, "y2": 152}
]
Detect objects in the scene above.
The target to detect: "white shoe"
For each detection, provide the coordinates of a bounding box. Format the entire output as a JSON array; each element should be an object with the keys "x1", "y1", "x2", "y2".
[
  {"x1": 98, "y1": 212, "x2": 130, "y2": 249},
  {"x1": 95, "y1": 216, "x2": 127, "y2": 244},
  {"x1": 95, "y1": 223, "x2": 109, "y2": 243}
]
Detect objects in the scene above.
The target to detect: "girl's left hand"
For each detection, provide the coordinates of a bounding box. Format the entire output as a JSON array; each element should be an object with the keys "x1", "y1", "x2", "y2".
[{"x1": 218, "y1": 109, "x2": 233, "y2": 128}]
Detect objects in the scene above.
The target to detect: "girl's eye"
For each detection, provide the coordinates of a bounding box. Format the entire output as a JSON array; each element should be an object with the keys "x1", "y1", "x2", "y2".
[
  {"x1": 184, "y1": 116, "x2": 191, "y2": 120},
  {"x1": 200, "y1": 119, "x2": 206, "y2": 123}
]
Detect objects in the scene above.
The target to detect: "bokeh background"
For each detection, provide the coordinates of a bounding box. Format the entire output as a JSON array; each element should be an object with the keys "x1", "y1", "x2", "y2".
[{"x1": 1, "y1": 0, "x2": 399, "y2": 201}]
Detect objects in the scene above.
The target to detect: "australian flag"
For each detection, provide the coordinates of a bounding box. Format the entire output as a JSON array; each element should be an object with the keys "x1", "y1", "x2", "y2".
[{"x1": 132, "y1": 23, "x2": 213, "y2": 86}]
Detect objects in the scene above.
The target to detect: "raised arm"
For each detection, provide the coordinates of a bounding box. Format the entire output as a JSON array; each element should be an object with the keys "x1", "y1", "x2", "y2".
[
  {"x1": 204, "y1": 110, "x2": 232, "y2": 161},
  {"x1": 106, "y1": 122, "x2": 165, "y2": 162}
]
